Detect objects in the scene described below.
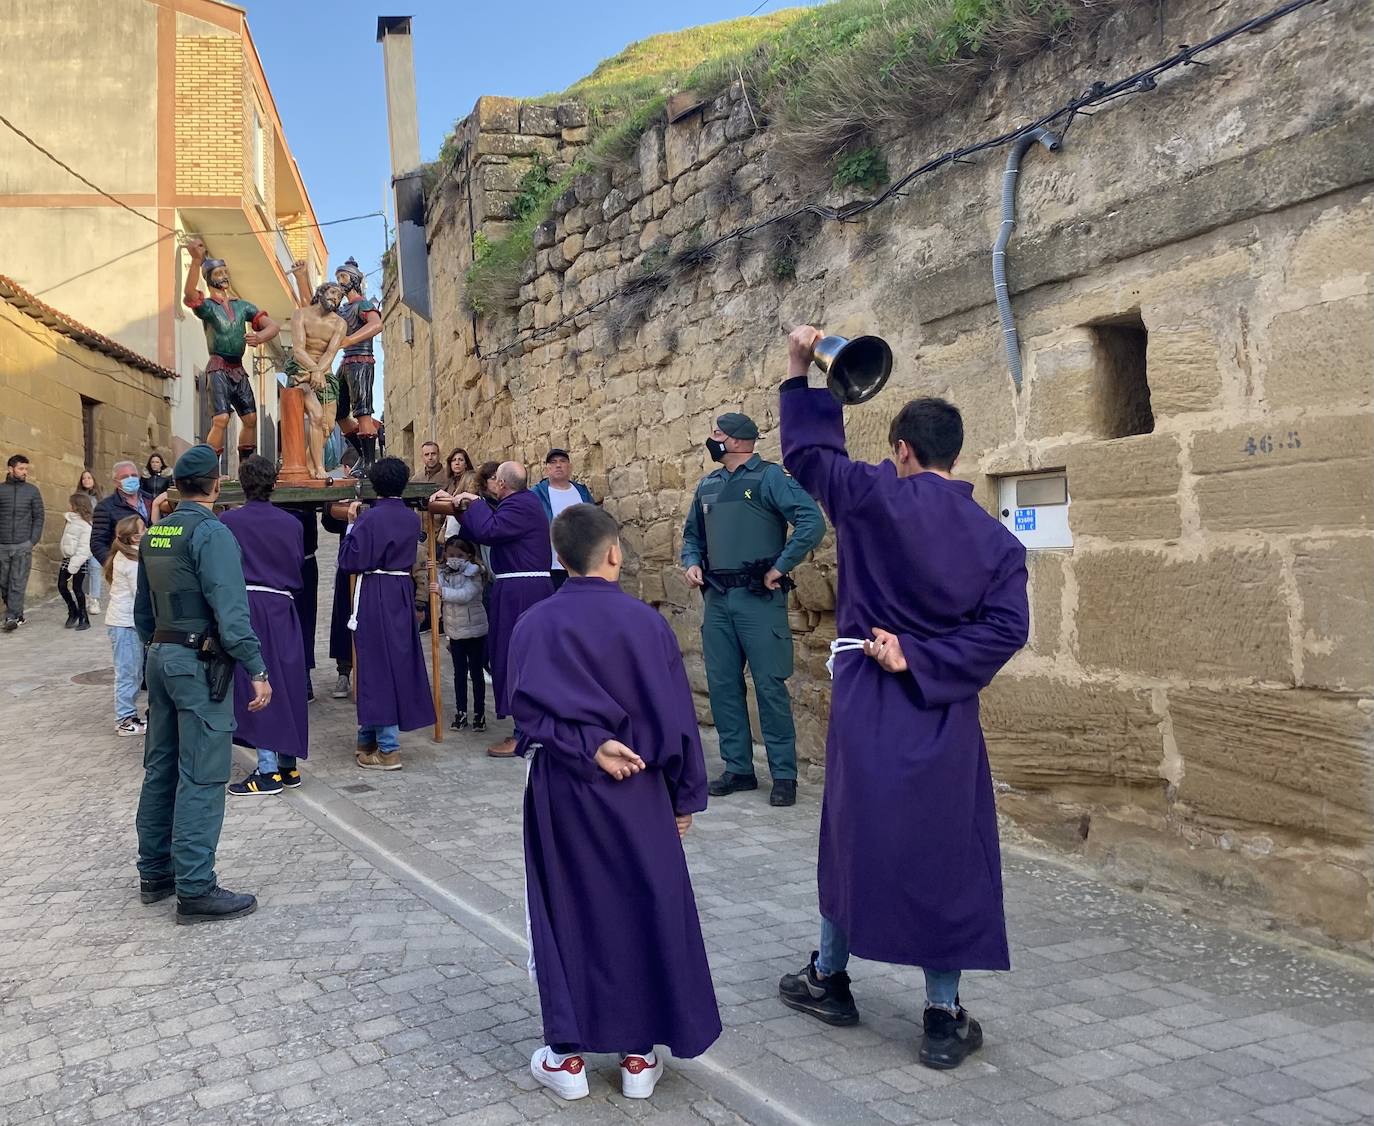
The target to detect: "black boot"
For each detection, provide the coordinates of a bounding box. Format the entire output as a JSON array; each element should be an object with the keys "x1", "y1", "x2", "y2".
[
  {"x1": 175, "y1": 885, "x2": 258, "y2": 925},
  {"x1": 779, "y1": 951, "x2": 860, "y2": 1026},
  {"x1": 919, "y1": 1006, "x2": 983, "y2": 1070},
  {"x1": 770, "y1": 779, "x2": 797, "y2": 807},
  {"x1": 139, "y1": 875, "x2": 176, "y2": 904},
  {"x1": 75, "y1": 609, "x2": 91, "y2": 632},
  {"x1": 708, "y1": 771, "x2": 758, "y2": 797},
  {"x1": 359, "y1": 435, "x2": 377, "y2": 472},
  {"x1": 64, "y1": 609, "x2": 79, "y2": 628}
]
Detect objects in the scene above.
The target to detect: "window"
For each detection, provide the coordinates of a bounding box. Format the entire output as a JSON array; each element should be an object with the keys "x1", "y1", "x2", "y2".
[
  {"x1": 252, "y1": 105, "x2": 266, "y2": 200},
  {"x1": 80, "y1": 396, "x2": 99, "y2": 470},
  {"x1": 1088, "y1": 313, "x2": 1153, "y2": 438}
]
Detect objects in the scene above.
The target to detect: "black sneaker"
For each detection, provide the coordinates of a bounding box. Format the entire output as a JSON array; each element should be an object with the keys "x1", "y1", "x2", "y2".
[
  {"x1": 279, "y1": 767, "x2": 302, "y2": 789},
  {"x1": 472, "y1": 715, "x2": 487, "y2": 733},
  {"x1": 709, "y1": 771, "x2": 758, "y2": 797},
  {"x1": 139, "y1": 875, "x2": 176, "y2": 904},
  {"x1": 919, "y1": 1006, "x2": 983, "y2": 1070},
  {"x1": 4, "y1": 618, "x2": 17, "y2": 632},
  {"x1": 64, "y1": 612, "x2": 79, "y2": 628},
  {"x1": 770, "y1": 779, "x2": 797, "y2": 807},
  {"x1": 228, "y1": 771, "x2": 283, "y2": 797},
  {"x1": 452, "y1": 711, "x2": 468, "y2": 731},
  {"x1": 779, "y1": 952, "x2": 860, "y2": 1026},
  {"x1": 176, "y1": 885, "x2": 257, "y2": 925},
  {"x1": 331, "y1": 674, "x2": 351, "y2": 699}
]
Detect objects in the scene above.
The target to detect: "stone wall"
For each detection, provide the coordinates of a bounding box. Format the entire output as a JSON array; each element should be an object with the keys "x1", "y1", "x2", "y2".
[{"x1": 382, "y1": 0, "x2": 1374, "y2": 949}]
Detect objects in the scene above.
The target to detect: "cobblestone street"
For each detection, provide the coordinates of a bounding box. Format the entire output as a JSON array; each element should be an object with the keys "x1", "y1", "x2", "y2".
[{"x1": 3, "y1": 557, "x2": 1373, "y2": 1126}]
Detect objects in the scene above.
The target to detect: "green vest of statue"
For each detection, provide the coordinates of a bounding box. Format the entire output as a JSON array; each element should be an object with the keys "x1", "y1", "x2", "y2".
[{"x1": 140, "y1": 504, "x2": 217, "y2": 631}]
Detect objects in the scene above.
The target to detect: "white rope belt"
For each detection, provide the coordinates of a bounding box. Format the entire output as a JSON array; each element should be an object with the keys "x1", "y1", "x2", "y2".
[
  {"x1": 348, "y1": 569, "x2": 411, "y2": 631},
  {"x1": 246, "y1": 584, "x2": 293, "y2": 600},
  {"x1": 493, "y1": 571, "x2": 550, "y2": 581},
  {"x1": 826, "y1": 637, "x2": 868, "y2": 678}
]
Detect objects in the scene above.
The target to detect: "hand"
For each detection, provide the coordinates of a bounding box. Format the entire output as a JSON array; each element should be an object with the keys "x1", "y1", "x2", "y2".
[
  {"x1": 346, "y1": 501, "x2": 363, "y2": 523},
  {"x1": 182, "y1": 236, "x2": 206, "y2": 260},
  {"x1": 787, "y1": 324, "x2": 824, "y2": 377},
  {"x1": 764, "y1": 567, "x2": 784, "y2": 591},
  {"x1": 245, "y1": 330, "x2": 264, "y2": 348},
  {"x1": 247, "y1": 680, "x2": 272, "y2": 712},
  {"x1": 454, "y1": 492, "x2": 479, "y2": 505},
  {"x1": 151, "y1": 491, "x2": 171, "y2": 518},
  {"x1": 430, "y1": 489, "x2": 454, "y2": 505},
  {"x1": 310, "y1": 373, "x2": 326, "y2": 392},
  {"x1": 594, "y1": 739, "x2": 645, "y2": 781},
  {"x1": 428, "y1": 581, "x2": 440, "y2": 595},
  {"x1": 863, "y1": 627, "x2": 909, "y2": 673},
  {"x1": 675, "y1": 813, "x2": 693, "y2": 839},
  {"x1": 289, "y1": 258, "x2": 307, "y2": 272},
  {"x1": 685, "y1": 564, "x2": 704, "y2": 589}
]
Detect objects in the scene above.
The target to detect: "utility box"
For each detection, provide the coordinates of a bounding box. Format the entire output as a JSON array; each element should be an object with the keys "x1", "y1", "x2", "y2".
[{"x1": 997, "y1": 471, "x2": 1072, "y2": 550}]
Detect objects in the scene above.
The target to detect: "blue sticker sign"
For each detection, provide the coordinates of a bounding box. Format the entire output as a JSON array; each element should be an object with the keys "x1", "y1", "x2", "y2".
[{"x1": 1014, "y1": 508, "x2": 1036, "y2": 532}]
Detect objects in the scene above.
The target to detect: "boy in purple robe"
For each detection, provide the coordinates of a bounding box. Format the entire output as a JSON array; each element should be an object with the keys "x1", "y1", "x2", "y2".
[
  {"x1": 337, "y1": 457, "x2": 436, "y2": 770},
  {"x1": 509, "y1": 504, "x2": 721, "y2": 1101},
  {"x1": 221, "y1": 457, "x2": 309, "y2": 795},
  {"x1": 775, "y1": 326, "x2": 1029, "y2": 1070},
  {"x1": 435, "y1": 461, "x2": 553, "y2": 759}
]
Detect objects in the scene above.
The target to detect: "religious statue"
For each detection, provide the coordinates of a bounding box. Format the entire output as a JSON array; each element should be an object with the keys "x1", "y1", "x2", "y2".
[
  {"x1": 333, "y1": 257, "x2": 384, "y2": 476},
  {"x1": 286, "y1": 282, "x2": 347, "y2": 480},
  {"x1": 182, "y1": 237, "x2": 280, "y2": 468}
]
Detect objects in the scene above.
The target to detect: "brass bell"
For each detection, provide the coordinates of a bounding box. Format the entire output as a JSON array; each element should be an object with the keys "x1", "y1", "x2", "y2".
[{"x1": 810, "y1": 334, "x2": 893, "y2": 405}]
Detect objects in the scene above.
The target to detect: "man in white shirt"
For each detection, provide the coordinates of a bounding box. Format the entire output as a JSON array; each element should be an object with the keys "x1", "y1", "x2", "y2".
[{"x1": 532, "y1": 449, "x2": 595, "y2": 591}]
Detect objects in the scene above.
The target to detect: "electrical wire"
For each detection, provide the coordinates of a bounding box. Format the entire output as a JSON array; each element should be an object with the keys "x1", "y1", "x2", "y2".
[
  {"x1": 484, "y1": 0, "x2": 1329, "y2": 359},
  {"x1": 3, "y1": 314, "x2": 169, "y2": 398}
]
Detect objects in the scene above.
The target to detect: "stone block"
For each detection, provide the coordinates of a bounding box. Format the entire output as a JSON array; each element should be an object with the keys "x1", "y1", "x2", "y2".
[
  {"x1": 665, "y1": 116, "x2": 701, "y2": 181},
  {"x1": 789, "y1": 562, "x2": 833, "y2": 613},
  {"x1": 475, "y1": 95, "x2": 519, "y2": 133},
  {"x1": 1283, "y1": 192, "x2": 1373, "y2": 293},
  {"x1": 555, "y1": 102, "x2": 588, "y2": 129},
  {"x1": 1169, "y1": 687, "x2": 1373, "y2": 844},
  {"x1": 518, "y1": 103, "x2": 560, "y2": 136},
  {"x1": 1075, "y1": 546, "x2": 1290, "y2": 681},
  {"x1": 1191, "y1": 413, "x2": 1374, "y2": 534},
  {"x1": 1264, "y1": 294, "x2": 1374, "y2": 410},
  {"x1": 1027, "y1": 551, "x2": 1065, "y2": 655},
  {"x1": 639, "y1": 128, "x2": 664, "y2": 196},
  {"x1": 531, "y1": 221, "x2": 556, "y2": 251},
  {"x1": 478, "y1": 132, "x2": 558, "y2": 158},
  {"x1": 1293, "y1": 536, "x2": 1374, "y2": 691},
  {"x1": 1146, "y1": 325, "x2": 1223, "y2": 415},
  {"x1": 982, "y1": 675, "x2": 1164, "y2": 793},
  {"x1": 1025, "y1": 329, "x2": 1098, "y2": 438},
  {"x1": 573, "y1": 170, "x2": 611, "y2": 206},
  {"x1": 1063, "y1": 433, "x2": 1182, "y2": 542},
  {"x1": 561, "y1": 126, "x2": 590, "y2": 144},
  {"x1": 601, "y1": 188, "x2": 628, "y2": 221}
]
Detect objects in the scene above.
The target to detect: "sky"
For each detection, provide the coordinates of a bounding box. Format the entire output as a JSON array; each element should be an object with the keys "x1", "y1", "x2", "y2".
[{"x1": 242, "y1": 0, "x2": 819, "y2": 410}]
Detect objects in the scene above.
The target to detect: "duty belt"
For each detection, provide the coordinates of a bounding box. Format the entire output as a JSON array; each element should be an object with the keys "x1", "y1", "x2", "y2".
[
  {"x1": 151, "y1": 628, "x2": 213, "y2": 647},
  {"x1": 706, "y1": 570, "x2": 751, "y2": 589}
]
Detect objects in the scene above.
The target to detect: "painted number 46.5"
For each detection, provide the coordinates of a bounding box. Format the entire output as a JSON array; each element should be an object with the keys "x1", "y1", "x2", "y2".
[{"x1": 1244, "y1": 431, "x2": 1300, "y2": 456}]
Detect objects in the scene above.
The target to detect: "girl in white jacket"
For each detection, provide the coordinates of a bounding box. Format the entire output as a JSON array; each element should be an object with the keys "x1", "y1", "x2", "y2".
[
  {"x1": 58, "y1": 492, "x2": 94, "y2": 630},
  {"x1": 103, "y1": 514, "x2": 147, "y2": 736}
]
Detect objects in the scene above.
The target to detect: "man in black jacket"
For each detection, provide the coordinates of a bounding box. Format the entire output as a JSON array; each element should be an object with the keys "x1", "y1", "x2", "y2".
[
  {"x1": 92, "y1": 460, "x2": 152, "y2": 565},
  {"x1": 0, "y1": 454, "x2": 44, "y2": 631}
]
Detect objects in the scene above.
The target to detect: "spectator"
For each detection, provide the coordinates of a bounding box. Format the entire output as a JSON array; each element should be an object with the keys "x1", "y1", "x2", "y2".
[
  {"x1": 92, "y1": 461, "x2": 152, "y2": 565},
  {"x1": 433, "y1": 536, "x2": 488, "y2": 732},
  {"x1": 103, "y1": 515, "x2": 147, "y2": 737},
  {"x1": 445, "y1": 447, "x2": 473, "y2": 493},
  {"x1": 141, "y1": 454, "x2": 171, "y2": 501},
  {"x1": 76, "y1": 470, "x2": 104, "y2": 613},
  {"x1": 532, "y1": 448, "x2": 595, "y2": 591},
  {"x1": 413, "y1": 441, "x2": 444, "y2": 485},
  {"x1": 0, "y1": 454, "x2": 44, "y2": 631},
  {"x1": 58, "y1": 492, "x2": 94, "y2": 631}
]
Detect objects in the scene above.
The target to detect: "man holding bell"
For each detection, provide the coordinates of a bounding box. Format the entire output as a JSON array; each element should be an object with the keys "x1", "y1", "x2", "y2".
[
  {"x1": 775, "y1": 325, "x2": 1028, "y2": 1070},
  {"x1": 681, "y1": 411, "x2": 824, "y2": 808}
]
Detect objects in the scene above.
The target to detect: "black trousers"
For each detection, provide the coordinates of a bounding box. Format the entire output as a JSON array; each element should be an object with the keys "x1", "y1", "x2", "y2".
[
  {"x1": 58, "y1": 560, "x2": 88, "y2": 617},
  {"x1": 329, "y1": 568, "x2": 352, "y2": 674},
  {"x1": 449, "y1": 636, "x2": 486, "y2": 717},
  {"x1": 297, "y1": 555, "x2": 318, "y2": 670}
]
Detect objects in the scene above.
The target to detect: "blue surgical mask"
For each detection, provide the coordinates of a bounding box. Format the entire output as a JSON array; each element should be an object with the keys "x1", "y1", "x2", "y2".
[{"x1": 119, "y1": 476, "x2": 141, "y2": 495}]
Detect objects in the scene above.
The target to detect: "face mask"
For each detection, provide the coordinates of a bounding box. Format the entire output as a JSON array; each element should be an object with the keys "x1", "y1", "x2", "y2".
[
  {"x1": 119, "y1": 476, "x2": 141, "y2": 495},
  {"x1": 705, "y1": 437, "x2": 727, "y2": 462},
  {"x1": 444, "y1": 558, "x2": 465, "y2": 570}
]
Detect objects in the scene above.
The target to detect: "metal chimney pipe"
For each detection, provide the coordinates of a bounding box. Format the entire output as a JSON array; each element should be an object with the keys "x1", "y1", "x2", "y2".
[{"x1": 377, "y1": 16, "x2": 431, "y2": 322}]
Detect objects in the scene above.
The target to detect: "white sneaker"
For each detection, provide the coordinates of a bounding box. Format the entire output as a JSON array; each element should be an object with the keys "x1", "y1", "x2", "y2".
[
  {"x1": 116, "y1": 716, "x2": 147, "y2": 738},
  {"x1": 87, "y1": 600, "x2": 101, "y2": 614},
  {"x1": 620, "y1": 1052, "x2": 662, "y2": 1099},
  {"x1": 530, "y1": 1046, "x2": 588, "y2": 1101}
]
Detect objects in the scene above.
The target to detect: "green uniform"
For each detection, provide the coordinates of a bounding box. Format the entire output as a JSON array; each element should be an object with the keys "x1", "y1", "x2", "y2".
[
  {"x1": 682, "y1": 455, "x2": 825, "y2": 780},
  {"x1": 133, "y1": 503, "x2": 265, "y2": 897}
]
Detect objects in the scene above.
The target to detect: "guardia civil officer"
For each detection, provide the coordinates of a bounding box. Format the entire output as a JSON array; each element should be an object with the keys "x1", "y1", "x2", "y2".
[
  {"x1": 682, "y1": 412, "x2": 825, "y2": 807},
  {"x1": 134, "y1": 444, "x2": 271, "y2": 924}
]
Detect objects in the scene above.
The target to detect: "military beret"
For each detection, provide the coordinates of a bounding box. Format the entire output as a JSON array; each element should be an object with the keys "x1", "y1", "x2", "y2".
[
  {"x1": 173, "y1": 444, "x2": 220, "y2": 479},
  {"x1": 717, "y1": 412, "x2": 759, "y2": 440}
]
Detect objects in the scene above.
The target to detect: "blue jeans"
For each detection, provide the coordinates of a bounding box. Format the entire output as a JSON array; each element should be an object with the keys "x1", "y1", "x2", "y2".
[
  {"x1": 108, "y1": 625, "x2": 143, "y2": 721},
  {"x1": 256, "y1": 750, "x2": 298, "y2": 775},
  {"x1": 817, "y1": 916, "x2": 962, "y2": 1012},
  {"x1": 357, "y1": 724, "x2": 399, "y2": 753},
  {"x1": 85, "y1": 558, "x2": 103, "y2": 602}
]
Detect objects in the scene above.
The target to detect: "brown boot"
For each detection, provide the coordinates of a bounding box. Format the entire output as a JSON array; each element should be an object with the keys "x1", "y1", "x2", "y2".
[
  {"x1": 486, "y1": 737, "x2": 517, "y2": 758},
  {"x1": 356, "y1": 748, "x2": 402, "y2": 771}
]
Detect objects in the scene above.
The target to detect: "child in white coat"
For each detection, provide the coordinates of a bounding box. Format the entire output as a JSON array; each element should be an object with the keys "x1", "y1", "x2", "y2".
[{"x1": 58, "y1": 493, "x2": 94, "y2": 631}]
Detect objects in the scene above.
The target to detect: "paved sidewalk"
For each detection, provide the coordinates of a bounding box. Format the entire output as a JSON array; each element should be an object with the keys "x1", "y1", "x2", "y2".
[{"x1": 2, "y1": 553, "x2": 1372, "y2": 1126}]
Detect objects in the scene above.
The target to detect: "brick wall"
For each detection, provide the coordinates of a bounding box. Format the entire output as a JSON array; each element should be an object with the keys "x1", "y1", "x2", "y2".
[{"x1": 174, "y1": 36, "x2": 244, "y2": 196}]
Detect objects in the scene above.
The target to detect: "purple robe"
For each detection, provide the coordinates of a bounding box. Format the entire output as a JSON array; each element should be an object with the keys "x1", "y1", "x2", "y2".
[
  {"x1": 780, "y1": 384, "x2": 1029, "y2": 970},
  {"x1": 459, "y1": 490, "x2": 553, "y2": 717},
  {"x1": 221, "y1": 501, "x2": 309, "y2": 758},
  {"x1": 337, "y1": 498, "x2": 436, "y2": 731},
  {"x1": 509, "y1": 577, "x2": 721, "y2": 1057}
]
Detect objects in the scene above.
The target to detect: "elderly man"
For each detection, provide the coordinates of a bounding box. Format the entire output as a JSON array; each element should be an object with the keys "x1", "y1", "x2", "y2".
[
  {"x1": 532, "y1": 448, "x2": 596, "y2": 591},
  {"x1": 92, "y1": 460, "x2": 153, "y2": 565},
  {"x1": 431, "y1": 462, "x2": 552, "y2": 757}
]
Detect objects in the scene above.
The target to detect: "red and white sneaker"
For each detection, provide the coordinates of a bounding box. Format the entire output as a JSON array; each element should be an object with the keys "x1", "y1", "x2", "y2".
[
  {"x1": 530, "y1": 1046, "x2": 588, "y2": 1101},
  {"x1": 620, "y1": 1051, "x2": 662, "y2": 1099}
]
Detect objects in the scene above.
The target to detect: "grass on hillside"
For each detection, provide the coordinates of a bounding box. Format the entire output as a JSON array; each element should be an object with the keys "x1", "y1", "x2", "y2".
[{"x1": 459, "y1": 0, "x2": 1116, "y2": 314}]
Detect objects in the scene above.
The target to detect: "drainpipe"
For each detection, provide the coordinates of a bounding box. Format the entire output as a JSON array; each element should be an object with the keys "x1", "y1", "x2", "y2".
[{"x1": 993, "y1": 127, "x2": 1061, "y2": 390}]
